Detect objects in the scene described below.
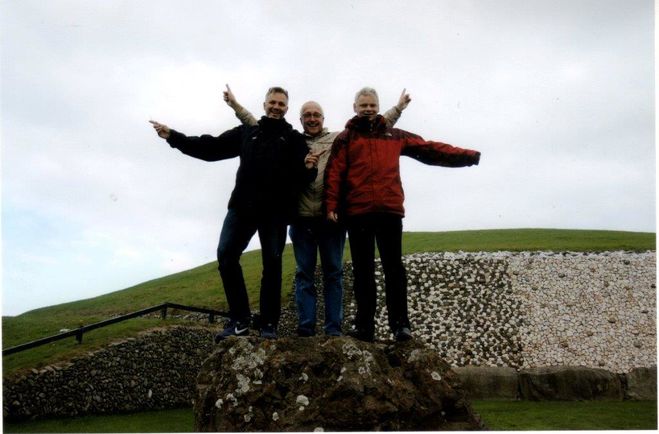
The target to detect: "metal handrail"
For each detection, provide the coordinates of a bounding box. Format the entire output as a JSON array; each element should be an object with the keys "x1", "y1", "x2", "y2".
[{"x1": 2, "y1": 302, "x2": 228, "y2": 357}]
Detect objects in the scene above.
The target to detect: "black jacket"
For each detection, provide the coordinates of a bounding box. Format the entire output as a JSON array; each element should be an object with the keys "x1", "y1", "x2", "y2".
[{"x1": 167, "y1": 116, "x2": 316, "y2": 220}]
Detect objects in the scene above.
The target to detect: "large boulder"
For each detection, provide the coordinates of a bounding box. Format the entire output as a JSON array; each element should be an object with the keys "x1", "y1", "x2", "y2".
[
  {"x1": 624, "y1": 366, "x2": 657, "y2": 400},
  {"x1": 453, "y1": 366, "x2": 519, "y2": 400},
  {"x1": 519, "y1": 366, "x2": 624, "y2": 401},
  {"x1": 194, "y1": 336, "x2": 485, "y2": 431}
]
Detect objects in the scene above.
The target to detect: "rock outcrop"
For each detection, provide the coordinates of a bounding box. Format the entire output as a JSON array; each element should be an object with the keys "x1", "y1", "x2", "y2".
[{"x1": 194, "y1": 336, "x2": 485, "y2": 432}]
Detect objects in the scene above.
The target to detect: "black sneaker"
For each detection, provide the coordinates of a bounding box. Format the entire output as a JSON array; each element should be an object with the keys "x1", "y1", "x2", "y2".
[
  {"x1": 347, "y1": 327, "x2": 374, "y2": 342},
  {"x1": 214, "y1": 319, "x2": 250, "y2": 343},
  {"x1": 394, "y1": 327, "x2": 412, "y2": 342},
  {"x1": 260, "y1": 323, "x2": 277, "y2": 340}
]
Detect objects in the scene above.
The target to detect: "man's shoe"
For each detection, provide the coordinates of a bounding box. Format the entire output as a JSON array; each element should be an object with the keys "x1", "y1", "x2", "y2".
[
  {"x1": 347, "y1": 327, "x2": 374, "y2": 342},
  {"x1": 394, "y1": 327, "x2": 412, "y2": 342},
  {"x1": 214, "y1": 319, "x2": 250, "y2": 343},
  {"x1": 260, "y1": 324, "x2": 278, "y2": 340}
]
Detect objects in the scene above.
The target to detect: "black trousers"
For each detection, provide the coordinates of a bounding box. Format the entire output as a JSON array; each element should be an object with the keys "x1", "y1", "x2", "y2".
[
  {"x1": 347, "y1": 213, "x2": 410, "y2": 334},
  {"x1": 216, "y1": 208, "x2": 287, "y2": 327}
]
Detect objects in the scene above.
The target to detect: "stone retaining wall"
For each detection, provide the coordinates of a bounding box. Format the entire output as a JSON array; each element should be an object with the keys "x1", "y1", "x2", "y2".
[
  {"x1": 3, "y1": 327, "x2": 214, "y2": 421},
  {"x1": 4, "y1": 251, "x2": 656, "y2": 421}
]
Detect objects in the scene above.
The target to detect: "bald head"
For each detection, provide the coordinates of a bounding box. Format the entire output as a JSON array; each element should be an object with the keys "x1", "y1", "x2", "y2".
[
  {"x1": 299, "y1": 101, "x2": 325, "y2": 136},
  {"x1": 299, "y1": 101, "x2": 324, "y2": 117}
]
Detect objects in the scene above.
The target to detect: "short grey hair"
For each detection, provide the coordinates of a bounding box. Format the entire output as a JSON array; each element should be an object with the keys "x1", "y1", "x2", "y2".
[
  {"x1": 354, "y1": 87, "x2": 379, "y2": 103},
  {"x1": 265, "y1": 86, "x2": 289, "y2": 100}
]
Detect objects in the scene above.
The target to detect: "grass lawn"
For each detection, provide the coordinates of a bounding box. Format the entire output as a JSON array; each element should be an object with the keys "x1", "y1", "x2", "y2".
[
  {"x1": 4, "y1": 401, "x2": 657, "y2": 432},
  {"x1": 3, "y1": 407, "x2": 193, "y2": 433},
  {"x1": 472, "y1": 400, "x2": 658, "y2": 430}
]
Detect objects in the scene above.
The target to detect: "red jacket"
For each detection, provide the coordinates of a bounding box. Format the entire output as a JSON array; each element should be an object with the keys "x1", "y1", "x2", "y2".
[{"x1": 324, "y1": 115, "x2": 480, "y2": 218}]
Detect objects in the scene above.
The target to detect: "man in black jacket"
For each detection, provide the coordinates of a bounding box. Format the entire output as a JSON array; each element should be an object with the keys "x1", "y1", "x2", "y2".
[{"x1": 150, "y1": 87, "x2": 318, "y2": 341}]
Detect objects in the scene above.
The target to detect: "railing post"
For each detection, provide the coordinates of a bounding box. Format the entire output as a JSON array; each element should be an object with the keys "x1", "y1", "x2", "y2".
[
  {"x1": 209, "y1": 313, "x2": 215, "y2": 324},
  {"x1": 161, "y1": 305, "x2": 168, "y2": 320},
  {"x1": 75, "y1": 327, "x2": 83, "y2": 344}
]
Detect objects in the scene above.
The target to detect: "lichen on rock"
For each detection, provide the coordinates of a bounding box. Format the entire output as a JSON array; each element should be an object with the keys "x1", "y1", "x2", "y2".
[{"x1": 194, "y1": 336, "x2": 485, "y2": 431}]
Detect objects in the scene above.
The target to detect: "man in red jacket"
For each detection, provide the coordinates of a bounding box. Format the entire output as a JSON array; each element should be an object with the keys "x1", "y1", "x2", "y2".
[{"x1": 325, "y1": 87, "x2": 481, "y2": 342}]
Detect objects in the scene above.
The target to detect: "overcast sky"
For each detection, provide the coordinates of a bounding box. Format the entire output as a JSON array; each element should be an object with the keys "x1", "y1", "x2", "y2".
[{"x1": 1, "y1": 0, "x2": 655, "y2": 316}]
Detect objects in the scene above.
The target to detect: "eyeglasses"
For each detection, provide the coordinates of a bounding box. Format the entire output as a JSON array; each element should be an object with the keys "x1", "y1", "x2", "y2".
[{"x1": 301, "y1": 112, "x2": 324, "y2": 119}]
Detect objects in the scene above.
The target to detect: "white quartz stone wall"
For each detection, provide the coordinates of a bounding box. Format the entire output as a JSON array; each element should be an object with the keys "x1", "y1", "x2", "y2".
[
  {"x1": 355, "y1": 251, "x2": 656, "y2": 374},
  {"x1": 510, "y1": 251, "x2": 655, "y2": 373}
]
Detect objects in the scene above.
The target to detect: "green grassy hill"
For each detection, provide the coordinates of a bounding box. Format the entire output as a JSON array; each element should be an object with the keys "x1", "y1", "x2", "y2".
[{"x1": 3, "y1": 228, "x2": 655, "y2": 375}]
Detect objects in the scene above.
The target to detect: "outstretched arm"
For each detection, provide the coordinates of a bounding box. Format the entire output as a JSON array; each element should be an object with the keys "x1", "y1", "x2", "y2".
[
  {"x1": 401, "y1": 131, "x2": 480, "y2": 167},
  {"x1": 149, "y1": 119, "x2": 242, "y2": 162},
  {"x1": 382, "y1": 88, "x2": 412, "y2": 128},
  {"x1": 223, "y1": 84, "x2": 258, "y2": 126}
]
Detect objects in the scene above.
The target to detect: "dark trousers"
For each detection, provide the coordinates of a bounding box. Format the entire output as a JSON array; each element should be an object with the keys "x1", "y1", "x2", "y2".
[
  {"x1": 347, "y1": 213, "x2": 410, "y2": 334},
  {"x1": 216, "y1": 208, "x2": 287, "y2": 327}
]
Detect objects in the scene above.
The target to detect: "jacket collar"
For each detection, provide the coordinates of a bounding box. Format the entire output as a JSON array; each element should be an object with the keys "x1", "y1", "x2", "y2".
[
  {"x1": 345, "y1": 114, "x2": 387, "y2": 133},
  {"x1": 304, "y1": 127, "x2": 331, "y2": 139},
  {"x1": 258, "y1": 116, "x2": 293, "y2": 133}
]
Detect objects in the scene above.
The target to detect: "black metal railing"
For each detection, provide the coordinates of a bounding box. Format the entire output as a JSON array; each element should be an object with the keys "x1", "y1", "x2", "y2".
[{"x1": 2, "y1": 302, "x2": 228, "y2": 357}]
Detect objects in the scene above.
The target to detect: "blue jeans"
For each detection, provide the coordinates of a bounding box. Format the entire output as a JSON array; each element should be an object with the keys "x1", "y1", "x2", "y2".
[
  {"x1": 289, "y1": 217, "x2": 346, "y2": 335},
  {"x1": 216, "y1": 208, "x2": 287, "y2": 327}
]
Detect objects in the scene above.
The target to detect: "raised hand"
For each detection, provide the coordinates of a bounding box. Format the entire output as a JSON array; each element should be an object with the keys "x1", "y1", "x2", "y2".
[
  {"x1": 223, "y1": 84, "x2": 238, "y2": 109},
  {"x1": 396, "y1": 88, "x2": 412, "y2": 111},
  {"x1": 149, "y1": 120, "x2": 171, "y2": 139}
]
